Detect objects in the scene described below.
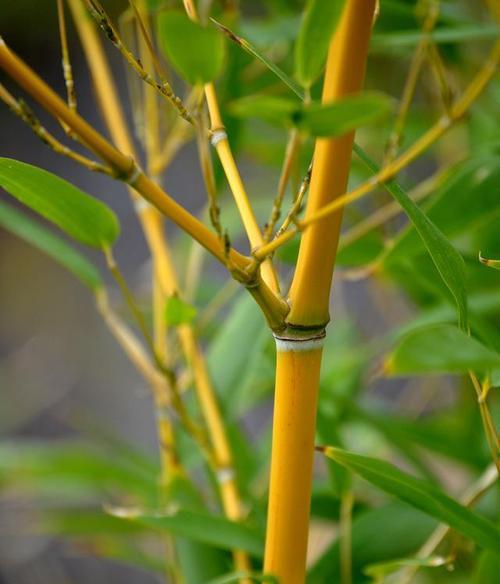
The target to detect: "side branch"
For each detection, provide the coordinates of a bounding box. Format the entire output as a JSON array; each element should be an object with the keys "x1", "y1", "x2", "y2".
[{"x1": 253, "y1": 39, "x2": 500, "y2": 263}]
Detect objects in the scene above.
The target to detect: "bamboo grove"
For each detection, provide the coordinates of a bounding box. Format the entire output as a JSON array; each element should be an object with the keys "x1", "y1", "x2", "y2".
[{"x1": 0, "y1": 1, "x2": 499, "y2": 583}]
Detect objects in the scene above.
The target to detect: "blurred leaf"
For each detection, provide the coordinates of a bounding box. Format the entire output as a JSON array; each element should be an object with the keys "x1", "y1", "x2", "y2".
[
  {"x1": 229, "y1": 95, "x2": 298, "y2": 126},
  {"x1": 208, "y1": 293, "x2": 269, "y2": 415},
  {"x1": 0, "y1": 200, "x2": 102, "y2": 290},
  {"x1": 295, "y1": 93, "x2": 391, "y2": 137},
  {"x1": 164, "y1": 296, "x2": 197, "y2": 326},
  {"x1": 157, "y1": 12, "x2": 225, "y2": 84},
  {"x1": 355, "y1": 145, "x2": 468, "y2": 329},
  {"x1": 207, "y1": 572, "x2": 278, "y2": 584},
  {"x1": 0, "y1": 441, "x2": 157, "y2": 500},
  {"x1": 474, "y1": 550, "x2": 500, "y2": 584},
  {"x1": 294, "y1": 0, "x2": 346, "y2": 88},
  {"x1": 309, "y1": 503, "x2": 436, "y2": 583},
  {"x1": 0, "y1": 158, "x2": 119, "y2": 248},
  {"x1": 364, "y1": 555, "x2": 449, "y2": 580},
  {"x1": 166, "y1": 474, "x2": 228, "y2": 583},
  {"x1": 119, "y1": 508, "x2": 263, "y2": 557},
  {"x1": 385, "y1": 324, "x2": 500, "y2": 375},
  {"x1": 321, "y1": 446, "x2": 500, "y2": 552},
  {"x1": 230, "y1": 92, "x2": 391, "y2": 137},
  {"x1": 371, "y1": 24, "x2": 500, "y2": 51}
]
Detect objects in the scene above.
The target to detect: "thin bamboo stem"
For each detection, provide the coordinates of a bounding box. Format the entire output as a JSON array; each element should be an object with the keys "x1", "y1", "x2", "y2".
[
  {"x1": 182, "y1": 0, "x2": 280, "y2": 294},
  {"x1": 66, "y1": 0, "x2": 252, "y2": 571}
]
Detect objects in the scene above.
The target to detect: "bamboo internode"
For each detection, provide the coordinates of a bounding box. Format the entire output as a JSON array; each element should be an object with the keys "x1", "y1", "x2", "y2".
[{"x1": 264, "y1": 1, "x2": 377, "y2": 581}]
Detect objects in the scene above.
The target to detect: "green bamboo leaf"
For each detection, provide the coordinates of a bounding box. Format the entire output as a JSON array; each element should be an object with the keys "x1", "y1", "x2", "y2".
[
  {"x1": 164, "y1": 296, "x2": 197, "y2": 326},
  {"x1": 385, "y1": 324, "x2": 500, "y2": 375},
  {"x1": 166, "y1": 474, "x2": 228, "y2": 583},
  {"x1": 0, "y1": 440, "x2": 157, "y2": 499},
  {"x1": 354, "y1": 145, "x2": 468, "y2": 330},
  {"x1": 309, "y1": 503, "x2": 436, "y2": 583},
  {"x1": 211, "y1": 18, "x2": 304, "y2": 98},
  {"x1": 295, "y1": 92, "x2": 391, "y2": 137},
  {"x1": 112, "y1": 507, "x2": 264, "y2": 557},
  {"x1": 474, "y1": 550, "x2": 500, "y2": 584},
  {"x1": 371, "y1": 24, "x2": 500, "y2": 52},
  {"x1": 157, "y1": 12, "x2": 225, "y2": 84},
  {"x1": 321, "y1": 446, "x2": 500, "y2": 553},
  {"x1": 207, "y1": 293, "x2": 268, "y2": 415},
  {"x1": 228, "y1": 95, "x2": 298, "y2": 127},
  {"x1": 383, "y1": 156, "x2": 500, "y2": 264},
  {"x1": 230, "y1": 92, "x2": 391, "y2": 137},
  {"x1": 0, "y1": 200, "x2": 102, "y2": 290},
  {"x1": 294, "y1": 0, "x2": 347, "y2": 88},
  {"x1": 0, "y1": 158, "x2": 119, "y2": 248}
]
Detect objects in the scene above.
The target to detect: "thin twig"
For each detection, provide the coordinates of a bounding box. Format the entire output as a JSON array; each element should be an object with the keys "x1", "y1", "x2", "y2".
[
  {"x1": 84, "y1": 0, "x2": 194, "y2": 124},
  {"x1": 274, "y1": 162, "x2": 312, "y2": 240},
  {"x1": 264, "y1": 129, "x2": 301, "y2": 242},
  {"x1": 57, "y1": 0, "x2": 77, "y2": 111},
  {"x1": 0, "y1": 83, "x2": 112, "y2": 175}
]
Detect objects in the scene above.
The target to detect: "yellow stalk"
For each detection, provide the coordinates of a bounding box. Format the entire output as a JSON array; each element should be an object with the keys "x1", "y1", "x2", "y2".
[
  {"x1": 264, "y1": 335, "x2": 324, "y2": 583},
  {"x1": 287, "y1": 0, "x2": 376, "y2": 327},
  {"x1": 264, "y1": 3, "x2": 376, "y2": 582},
  {"x1": 67, "y1": 0, "x2": 251, "y2": 571},
  {"x1": 182, "y1": 0, "x2": 280, "y2": 293}
]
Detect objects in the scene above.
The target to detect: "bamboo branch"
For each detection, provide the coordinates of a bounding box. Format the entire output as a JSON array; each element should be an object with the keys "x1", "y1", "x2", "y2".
[
  {"x1": 253, "y1": 39, "x2": 500, "y2": 263},
  {"x1": 0, "y1": 83, "x2": 112, "y2": 176}
]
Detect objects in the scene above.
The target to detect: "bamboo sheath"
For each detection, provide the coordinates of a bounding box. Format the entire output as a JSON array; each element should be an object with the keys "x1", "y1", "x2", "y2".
[
  {"x1": 264, "y1": 2, "x2": 376, "y2": 582},
  {"x1": 66, "y1": 0, "x2": 250, "y2": 571}
]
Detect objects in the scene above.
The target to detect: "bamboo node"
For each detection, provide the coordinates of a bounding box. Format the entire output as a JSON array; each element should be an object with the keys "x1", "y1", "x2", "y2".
[
  {"x1": 273, "y1": 328, "x2": 326, "y2": 352},
  {"x1": 121, "y1": 159, "x2": 142, "y2": 185},
  {"x1": 216, "y1": 466, "x2": 235, "y2": 485},
  {"x1": 210, "y1": 127, "x2": 227, "y2": 147}
]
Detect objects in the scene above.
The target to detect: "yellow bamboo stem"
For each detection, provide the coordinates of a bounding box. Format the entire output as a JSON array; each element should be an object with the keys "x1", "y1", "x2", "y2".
[
  {"x1": 264, "y1": 3, "x2": 376, "y2": 582},
  {"x1": 287, "y1": 0, "x2": 376, "y2": 327},
  {"x1": 264, "y1": 335, "x2": 324, "y2": 583}
]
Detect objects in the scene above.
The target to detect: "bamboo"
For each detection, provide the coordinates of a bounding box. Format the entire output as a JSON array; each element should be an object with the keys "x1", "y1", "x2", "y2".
[
  {"x1": 264, "y1": 2, "x2": 376, "y2": 582},
  {"x1": 0, "y1": 34, "x2": 288, "y2": 327}
]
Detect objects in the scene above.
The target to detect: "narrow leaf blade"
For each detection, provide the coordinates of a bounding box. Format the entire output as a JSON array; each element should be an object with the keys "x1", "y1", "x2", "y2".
[
  {"x1": 322, "y1": 446, "x2": 500, "y2": 553},
  {"x1": 354, "y1": 145, "x2": 468, "y2": 329},
  {"x1": 385, "y1": 324, "x2": 500, "y2": 375},
  {"x1": 0, "y1": 158, "x2": 119, "y2": 248}
]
